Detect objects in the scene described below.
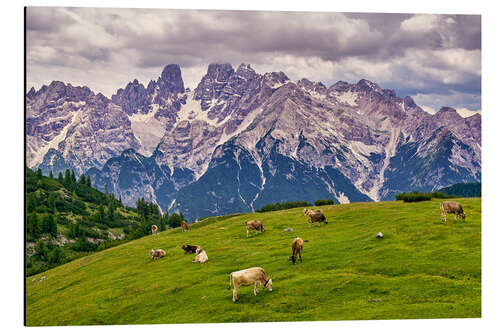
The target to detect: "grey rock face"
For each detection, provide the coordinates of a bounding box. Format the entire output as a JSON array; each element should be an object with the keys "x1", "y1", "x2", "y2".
[
  {"x1": 27, "y1": 63, "x2": 481, "y2": 221},
  {"x1": 26, "y1": 81, "x2": 140, "y2": 175}
]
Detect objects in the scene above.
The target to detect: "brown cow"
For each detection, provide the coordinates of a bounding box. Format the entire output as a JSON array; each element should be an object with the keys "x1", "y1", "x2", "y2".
[
  {"x1": 181, "y1": 220, "x2": 189, "y2": 232},
  {"x1": 440, "y1": 201, "x2": 466, "y2": 224},
  {"x1": 245, "y1": 220, "x2": 265, "y2": 238},
  {"x1": 149, "y1": 249, "x2": 166, "y2": 260},
  {"x1": 303, "y1": 209, "x2": 328, "y2": 227},
  {"x1": 151, "y1": 225, "x2": 158, "y2": 235},
  {"x1": 228, "y1": 267, "x2": 272, "y2": 302},
  {"x1": 181, "y1": 244, "x2": 201, "y2": 254},
  {"x1": 288, "y1": 237, "x2": 304, "y2": 264}
]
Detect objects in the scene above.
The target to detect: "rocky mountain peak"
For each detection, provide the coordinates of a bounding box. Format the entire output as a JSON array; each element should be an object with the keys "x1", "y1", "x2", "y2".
[
  {"x1": 111, "y1": 79, "x2": 150, "y2": 115},
  {"x1": 194, "y1": 63, "x2": 234, "y2": 103},
  {"x1": 403, "y1": 96, "x2": 418, "y2": 109},
  {"x1": 160, "y1": 64, "x2": 185, "y2": 94},
  {"x1": 236, "y1": 63, "x2": 255, "y2": 74},
  {"x1": 329, "y1": 81, "x2": 351, "y2": 92},
  {"x1": 356, "y1": 79, "x2": 383, "y2": 94},
  {"x1": 263, "y1": 71, "x2": 289, "y2": 88}
]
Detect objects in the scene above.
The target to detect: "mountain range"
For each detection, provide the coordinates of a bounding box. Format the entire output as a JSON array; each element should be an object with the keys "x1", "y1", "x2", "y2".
[{"x1": 26, "y1": 63, "x2": 482, "y2": 220}]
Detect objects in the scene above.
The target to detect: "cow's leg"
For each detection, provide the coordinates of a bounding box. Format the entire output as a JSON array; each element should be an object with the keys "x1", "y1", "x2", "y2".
[
  {"x1": 299, "y1": 250, "x2": 302, "y2": 263},
  {"x1": 254, "y1": 282, "x2": 259, "y2": 295},
  {"x1": 454, "y1": 213, "x2": 457, "y2": 221},
  {"x1": 246, "y1": 229, "x2": 249, "y2": 238},
  {"x1": 233, "y1": 287, "x2": 238, "y2": 302}
]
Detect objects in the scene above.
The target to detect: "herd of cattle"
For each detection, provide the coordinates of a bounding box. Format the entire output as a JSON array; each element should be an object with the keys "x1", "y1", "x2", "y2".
[{"x1": 147, "y1": 201, "x2": 466, "y2": 302}]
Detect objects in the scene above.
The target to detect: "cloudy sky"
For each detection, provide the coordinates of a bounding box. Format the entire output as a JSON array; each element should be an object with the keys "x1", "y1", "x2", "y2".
[{"x1": 26, "y1": 7, "x2": 481, "y2": 115}]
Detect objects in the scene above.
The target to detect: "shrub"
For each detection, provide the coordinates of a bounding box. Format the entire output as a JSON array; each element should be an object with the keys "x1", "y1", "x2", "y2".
[
  {"x1": 430, "y1": 191, "x2": 458, "y2": 199},
  {"x1": 395, "y1": 191, "x2": 431, "y2": 202},
  {"x1": 71, "y1": 236, "x2": 98, "y2": 252},
  {"x1": 257, "y1": 201, "x2": 312, "y2": 213},
  {"x1": 315, "y1": 199, "x2": 335, "y2": 206},
  {"x1": 47, "y1": 247, "x2": 65, "y2": 265}
]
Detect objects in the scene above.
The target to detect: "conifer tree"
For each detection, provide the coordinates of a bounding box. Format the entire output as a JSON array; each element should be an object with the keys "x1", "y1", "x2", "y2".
[
  {"x1": 71, "y1": 170, "x2": 76, "y2": 183},
  {"x1": 47, "y1": 193, "x2": 56, "y2": 213},
  {"x1": 57, "y1": 172, "x2": 63, "y2": 183},
  {"x1": 86, "y1": 175, "x2": 91, "y2": 187},
  {"x1": 64, "y1": 169, "x2": 71, "y2": 184},
  {"x1": 79, "y1": 174, "x2": 86, "y2": 185},
  {"x1": 98, "y1": 204, "x2": 105, "y2": 223},
  {"x1": 49, "y1": 170, "x2": 54, "y2": 179},
  {"x1": 27, "y1": 212, "x2": 40, "y2": 239}
]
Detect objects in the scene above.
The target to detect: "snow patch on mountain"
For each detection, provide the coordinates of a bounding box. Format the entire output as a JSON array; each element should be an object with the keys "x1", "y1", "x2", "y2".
[
  {"x1": 332, "y1": 91, "x2": 359, "y2": 107},
  {"x1": 337, "y1": 192, "x2": 350, "y2": 204},
  {"x1": 30, "y1": 111, "x2": 81, "y2": 167},
  {"x1": 128, "y1": 104, "x2": 166, "y2": 156}
]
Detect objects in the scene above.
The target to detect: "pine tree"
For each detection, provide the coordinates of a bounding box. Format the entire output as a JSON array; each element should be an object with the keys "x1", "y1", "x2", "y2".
[
  {"x1": 79, "y1": 174, "x2": 86, "y2": 185},
  {"x1": 86, "y1": 175, "x2": 91, "y2": 187},
  {"x1": 64, "y1": 169, "x2": 71, "y2": 185},
  {"x1": 27, "y1": 195, "x2": 36, "y2": 213},
  {"x1": 71, "y1": 170, "x2": 76, "y2": 183},
  {"x1": 48, "y1": 247, "x2": 65, "y2": 265},
  {"x1": 47, "y1": 193, "x2": 56, "y2": 213},
  {"x1": 57, "y1": 172, "x2": 63, "y2": 183},
  {"x1": 41, "y1": 214, "x2": 57, "y2": 236},
  {"x1": 49, "y1": 170, "x2": 54, "y2": 179},
  {"x1": 27, "y1": 213, "x2": 40, "y2": 239},
  {"x1": 35, "y1": 168, "x2": 42, "y2": 179},
  {"x1": 35, "y1": 240, "x2": 47, "y2": 261},
  {"x1": 97, "y1": 204, "x2": 105, "y2": 223},
  {"x1": 107, "y1": 203, "x2": 115, "y2": 223},
  {"x1": 104, "y1": 183, "x2": 109, "y2": 195}
]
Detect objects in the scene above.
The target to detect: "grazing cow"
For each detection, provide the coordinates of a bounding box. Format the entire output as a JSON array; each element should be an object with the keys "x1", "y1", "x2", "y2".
[
  {"x1": 151, "y1": 225, "x2": 158, "y2": 235},
  {"x1": 303, "y1": 209, "x2": 328, "y2": 227},
  {"x1": 182, "y1": 244, "x2": 201, "y2": 254},
  {"x1": 192, "y1": 247, "x2": 208, "y2": 263},
  {"x1": 440, "y1": 201, "x2": 466, "y2": 224},
  {"x1": 245, "y1": 220, "x2": 265, "y2": 237},
  {"x1": 181, "y1": 220, "x2": 189, "y2": 232},
  {"x1": 227, "y1": 267, "x2": 272, "y2": 302},
  {"x1": 288, "y1": 237, "x2": 304, "y2": 264},
  {"x1": 149, "y1": 249, "x2": 166, "y2": 260}
]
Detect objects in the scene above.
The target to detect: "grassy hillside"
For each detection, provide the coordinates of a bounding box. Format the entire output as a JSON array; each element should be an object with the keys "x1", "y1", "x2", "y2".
[{"x1": 26, "y1": 198, "x2": 481, "y2": 325}]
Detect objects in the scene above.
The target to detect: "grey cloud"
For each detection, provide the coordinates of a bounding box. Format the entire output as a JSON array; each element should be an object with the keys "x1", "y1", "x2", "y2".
[{"x1": 26, "y1": 7, "x2": 481, "y2": 111}]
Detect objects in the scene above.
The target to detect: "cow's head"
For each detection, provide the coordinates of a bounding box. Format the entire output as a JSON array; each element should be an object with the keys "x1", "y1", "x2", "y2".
[
  {"x1": 149, "y1": 249, "x2": 155, "y2": 258},
  {"x1": 261, "y1": 225, "x2": 266, "y2": 232},
  {"x1": 461, "y1": 212, "x2": 466, "y2": 219},
  {"x1": 264, "y1": 279, "x2": 273, "y2": 291},
  {"x1": 289, "y1": 255, "x2": 297, "y2": 264},
  {"x1": 303, "y1": 209, "x2": 308, "y2": 215}
]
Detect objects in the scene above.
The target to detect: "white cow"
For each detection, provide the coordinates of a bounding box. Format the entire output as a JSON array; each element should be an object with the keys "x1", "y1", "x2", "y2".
[{"x1": 228, "y1": 267, "x2": 272, "y2": 302}]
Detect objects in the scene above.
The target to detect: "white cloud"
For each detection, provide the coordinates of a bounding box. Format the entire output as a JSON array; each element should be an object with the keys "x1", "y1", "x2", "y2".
[{"x1": 401, "y1": 14, "x2": 440, "y2": 32}]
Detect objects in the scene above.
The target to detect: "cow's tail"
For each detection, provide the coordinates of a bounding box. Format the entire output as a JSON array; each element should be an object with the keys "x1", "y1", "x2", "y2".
[{"x1": 227, "y1": 273, "x2": 233, "y2": 290}]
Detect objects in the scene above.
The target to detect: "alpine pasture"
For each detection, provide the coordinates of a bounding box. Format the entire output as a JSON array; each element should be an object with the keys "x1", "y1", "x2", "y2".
[{"x1": 26, "y1": 198, "x2": 481, "y2": 325}]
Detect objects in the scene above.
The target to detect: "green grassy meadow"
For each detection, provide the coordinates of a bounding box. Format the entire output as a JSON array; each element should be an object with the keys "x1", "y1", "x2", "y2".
[{"x1": 26, "y1": 198, "x2": 481, "y2": 325}]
